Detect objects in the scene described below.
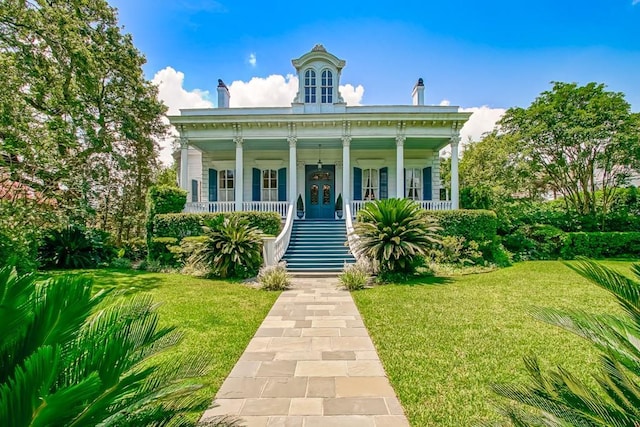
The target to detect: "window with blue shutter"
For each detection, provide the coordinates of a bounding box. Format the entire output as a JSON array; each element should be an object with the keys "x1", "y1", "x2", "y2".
[
  {"x1": 208, "y1": 169, "x2": 217, "y2": 201},
  {"x1": 278, "y1": 168, "x2": 287, "y2": 201},
  {"x1": 191, "y1": 180, "x2": 198, "y2": 202},
  {"x1": 379, "y1": 167, "x2": 388, "y2": 199},
  {"x1": 423, "y1": 167, "x2": 432, "y2": 200},
  {"x1": 353, "y1": 167, "x2": 362, "y2": 201},
  {"x1": 252, "y1": 168, "x2": 261, "y2": 201}
]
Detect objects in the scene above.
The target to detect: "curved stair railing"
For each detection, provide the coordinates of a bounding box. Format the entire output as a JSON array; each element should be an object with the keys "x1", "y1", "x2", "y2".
[
  {"x1": 273, "y1": 203, "x2": 294, "y2": 264},
  {"x1": 345, "y1": 203, "x2": 361, "y2": 262}
]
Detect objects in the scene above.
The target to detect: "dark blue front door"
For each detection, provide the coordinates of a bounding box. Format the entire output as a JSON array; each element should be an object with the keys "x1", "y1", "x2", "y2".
[{"x1": 305, "y1": 165, "x2": 335, "y2": 219}]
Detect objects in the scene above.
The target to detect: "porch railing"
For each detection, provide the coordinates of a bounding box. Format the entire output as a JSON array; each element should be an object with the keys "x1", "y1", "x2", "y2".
[
  {"x1": 184, "y1": 201, "x2": 288, "y2": 218},
  {"x1": 350, "y1": 199, "x2": 453, "y2": 217},
  {"x1": 184, "y1": 201, "x2": 235, "y2": 213},
  {"x1": 242, "y1": 201, "x2": 288, "y2": 218}
]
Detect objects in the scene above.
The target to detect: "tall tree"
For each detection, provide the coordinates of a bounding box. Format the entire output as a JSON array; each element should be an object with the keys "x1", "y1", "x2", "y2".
[
  {"x1": 0, "y1": 0, "x2": 167, "y2": 243},
  {"x1": 499, "y1": 82, "x2": 639, "y2": 215}
]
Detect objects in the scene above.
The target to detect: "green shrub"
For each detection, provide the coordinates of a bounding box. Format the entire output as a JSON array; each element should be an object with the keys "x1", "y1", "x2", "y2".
[
  {"x1": 148, "y1": 237, "x2": 179, "y2": 266},
  {"x1": 189, "y1": 216, "x2": 264, "y2": 279},
  {"x1": 503, "y1": 224, "x2": 566, "y2": 260},
  {"x1": 38, "y1": 225, "x2": 115, "y2": 269},
  {"x1": 426, "y1": 210, "x2": 499, "y2": 263},
  {"x1": 147, "y1": 185, "x2": 187, "y2": 215},
  {"x1": 427, "y1": 209, "x2": 497, "y2": 243},
  {"x1": 152, "y1": 212, "x2": 282, "y2": 240},
  {"x1": 561, "y1": 232, "x2": 640, "y2": 259},
  {"x1": 0, "y1": 265, "x2": 211, "y2": 426},
  {"x1": 258, "y1": 262, "x2": 290, "y2": 290},
  {"x1": 169, "y1": 235, "x2": 209, "y2": 266},
  {"x1": 121, "y1": 237, "x2": 147, "y2": 261},
  {"x1": 430, "y1": 236, "x2": 483, "y2": 266},
  {"x1": 355, "y1": 198, "x2": 440, "y2": 275},
  {"x1": 339, "y1": 262, "x2": 370, "y2": 290},
  {"x1": 109, "y1": 257, "x2": 133, "y2": 269}
]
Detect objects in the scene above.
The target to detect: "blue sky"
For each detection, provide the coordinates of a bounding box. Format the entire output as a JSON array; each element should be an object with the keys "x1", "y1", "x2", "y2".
[{"x1": 111, "y1": 0, "x2": 639, "y2": 110}]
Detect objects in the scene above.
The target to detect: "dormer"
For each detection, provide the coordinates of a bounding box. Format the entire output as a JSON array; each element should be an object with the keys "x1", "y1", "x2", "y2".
[{"x1": 291, "y1": 44, "x2": 346, "y2": 112}]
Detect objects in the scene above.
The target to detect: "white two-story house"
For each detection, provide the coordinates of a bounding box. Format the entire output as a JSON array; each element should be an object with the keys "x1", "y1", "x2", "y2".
[{"x1": 170, "y1": 45, "x2": 470, "y2": 221}]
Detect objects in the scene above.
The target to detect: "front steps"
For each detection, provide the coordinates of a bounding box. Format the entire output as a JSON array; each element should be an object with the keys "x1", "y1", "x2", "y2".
[{"x1": 282, "y1": 219, "x2": 356, "y2": 274}]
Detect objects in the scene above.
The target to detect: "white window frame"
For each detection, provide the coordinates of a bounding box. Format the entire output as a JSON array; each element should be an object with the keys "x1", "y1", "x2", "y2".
[
  {"x1": 362, "y1": 168, "x2": 379, "y2": 201},
  {"x1": 405, "y1": 168, "x2": 421, "y2": 200},
  {"x1": 321, "y1": 69, "x2": 333, "y2": 103},
  {"x1": 218, "y1": 169, "x2": 235, "y2": 202},
  {"x1": 304, "y1": 69, "x2": 316, "y2": 103},
  {"x1": 261, "y1": 169, "x2": 278, "y2": 201}
]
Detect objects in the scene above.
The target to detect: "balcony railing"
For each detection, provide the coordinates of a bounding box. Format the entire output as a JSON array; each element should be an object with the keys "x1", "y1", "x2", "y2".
[
  {"x1": 184, "y1": 201, "x2": 288, "y2": 218},
  {"x1": 350, "y1": 200, "x2": 453, "y2": 217}
]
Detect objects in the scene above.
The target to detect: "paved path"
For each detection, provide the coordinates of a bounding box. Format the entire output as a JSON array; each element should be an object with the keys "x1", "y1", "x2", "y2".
[{"x1": 200, "y1": 277, "x2": 410, "y2": 427}]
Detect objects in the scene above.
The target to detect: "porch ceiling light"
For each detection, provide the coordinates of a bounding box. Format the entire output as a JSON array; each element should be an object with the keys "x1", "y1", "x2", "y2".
[{"x1": 317, "y1": 144, "x2": 323, "y2": 170}]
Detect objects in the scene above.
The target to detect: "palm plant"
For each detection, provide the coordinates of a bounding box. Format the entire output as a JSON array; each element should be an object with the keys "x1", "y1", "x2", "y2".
[
  {"x1": 190, "y1": 216, "x2": 263, "y2": 278},
  {"x1": 0, "y1": 265, "x2": 230, "y2": 426},
  {"x1": 353, "y1": 198, "x2": 440, "y2": 275},
  {"x1": 493, "y1": 260, "x2": 640, "y2": 426}
]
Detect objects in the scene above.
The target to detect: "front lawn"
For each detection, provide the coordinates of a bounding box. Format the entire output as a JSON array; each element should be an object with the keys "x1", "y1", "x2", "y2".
[
  {"x1": 48, "y1": 269, "x2": 279, "y2": 418},
  {"x1": 353, "y1": 260, "x2": 635, "y2": 426}
]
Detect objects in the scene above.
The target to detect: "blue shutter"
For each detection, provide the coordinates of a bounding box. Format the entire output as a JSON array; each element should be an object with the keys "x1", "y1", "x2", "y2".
[
  {"x1": 423, "y1": 167, "x2": 432, "y2": 200},
  {"x1": 208, "y1": 169, "x2": 217, "y2": 201},
  {"x1": 191, "y1": 180, "x2": 198, "y2": 202},
  {"x1": 379, "y1": 167, "x2": 388, "y2": 199},
  {"x1": 252, "y1": 168, "x2": 261, "y2": 201},
  {"x1": 278, "y1": 168, "x2": 287, "y2": 201},
  {"x1": 353, "y1": 167, "x2": 362, "y2": 201}
]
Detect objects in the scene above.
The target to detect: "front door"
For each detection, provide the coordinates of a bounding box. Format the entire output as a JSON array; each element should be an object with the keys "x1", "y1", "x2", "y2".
[{"x1": 305, "y1": 165, "x2": 335, "y2": 219}]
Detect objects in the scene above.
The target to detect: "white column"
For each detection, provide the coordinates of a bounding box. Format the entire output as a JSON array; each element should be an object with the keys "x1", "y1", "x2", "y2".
[
  {"x1": 342, "y1": 136, "x2": 351, "y2": 207},
  {"x1": 451, "y1": 135, "x2": 460, "y2": 209},
  {"x1": 288, "y1": 137, "x2": 297, "y2": 204},
  {"x1": 180, "y1": 137, "x2": 189, "y2": 192},
  {"x1": 234, "y1": 137, "x2": 243, "y2": 212},
  {"x1": 396, "y1": 136, "x2": 405, "y2": 199}
]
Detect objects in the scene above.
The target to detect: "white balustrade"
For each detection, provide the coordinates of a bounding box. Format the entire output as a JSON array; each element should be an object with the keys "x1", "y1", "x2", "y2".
[
  {"x1": 242, "y1": 201, "x2": 288, "y2": 218},
  {"x1": 350, "y1": 200, "x2": 453, "y2": 217},
  {"x1": 184, "y1": 201, "x2": 236, "y2": 213}
]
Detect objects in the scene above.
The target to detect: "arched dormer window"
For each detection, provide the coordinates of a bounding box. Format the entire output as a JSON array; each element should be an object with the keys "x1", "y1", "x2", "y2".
[
  {"x1": 304, "y1": 69, "x2": 316, "y2": 103},
  {"x1": 321, "y1": 69, "x2": 333, "y2": 103}
]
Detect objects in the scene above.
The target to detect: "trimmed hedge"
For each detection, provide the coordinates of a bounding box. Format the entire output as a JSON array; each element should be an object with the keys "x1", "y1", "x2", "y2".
[
  {"x1": 561, "y1": 232, "x2": 640, "y2": 259},
  {"x1": 147, "y1": 186, "x2": 187, "y2": 216},
  {"x1": 152, "y1": 212, "x2": 282, "y2": 240},
  {"x1": 426, "y1": 210, "x2": 498, "y2": 243}
]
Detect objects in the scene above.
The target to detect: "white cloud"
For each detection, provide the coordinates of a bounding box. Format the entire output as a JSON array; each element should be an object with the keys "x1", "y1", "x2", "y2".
[
  {"x1": 152, "y1": 67, "x2": 213, "y2": 164},
  {"x1": 339, "y1": 84, "x2": 365, "y2": 106},
  {"x1": 634, "y1": 0, "x2": 640, "y2": 5},
  {"x1": 459, "y1": 106, "x2": 506, "y2": 144},
  {"x1": 439, "y1": 99, "x2": 451, "y2": 106},
  {"x1": 440, "y1": 106, "x2": 505, "y2": 157},
  {"x1": 152, "y1": 66, "x2": 213, "y2": 115},
  {"x1": 248, "y1": 53, "x2": 257, "y2": 67}
]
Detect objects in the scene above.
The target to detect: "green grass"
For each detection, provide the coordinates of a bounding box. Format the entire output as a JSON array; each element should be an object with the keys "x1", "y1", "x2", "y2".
[
  {"x1": 352, "y1": 260, "x2": 636, "y2": 426},
  {"x1": 44, "y1": 269, "x2": 279, "y2": 418}
]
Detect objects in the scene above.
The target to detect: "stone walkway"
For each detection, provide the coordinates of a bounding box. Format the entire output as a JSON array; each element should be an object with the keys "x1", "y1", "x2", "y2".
[{"x1": 200, "y1": 277, "x2": 410, "y2": 427}]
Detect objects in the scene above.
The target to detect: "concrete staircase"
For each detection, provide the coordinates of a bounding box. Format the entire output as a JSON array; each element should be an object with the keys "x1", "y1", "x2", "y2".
[{"x1": 282, "y1": 219, "x2": 355, "y2": 274}]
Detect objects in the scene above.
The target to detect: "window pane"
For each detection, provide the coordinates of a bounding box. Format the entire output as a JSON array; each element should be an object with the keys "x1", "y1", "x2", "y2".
[{"x1": 311, "y1": 185, "x2": 319, "y2": 205}]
